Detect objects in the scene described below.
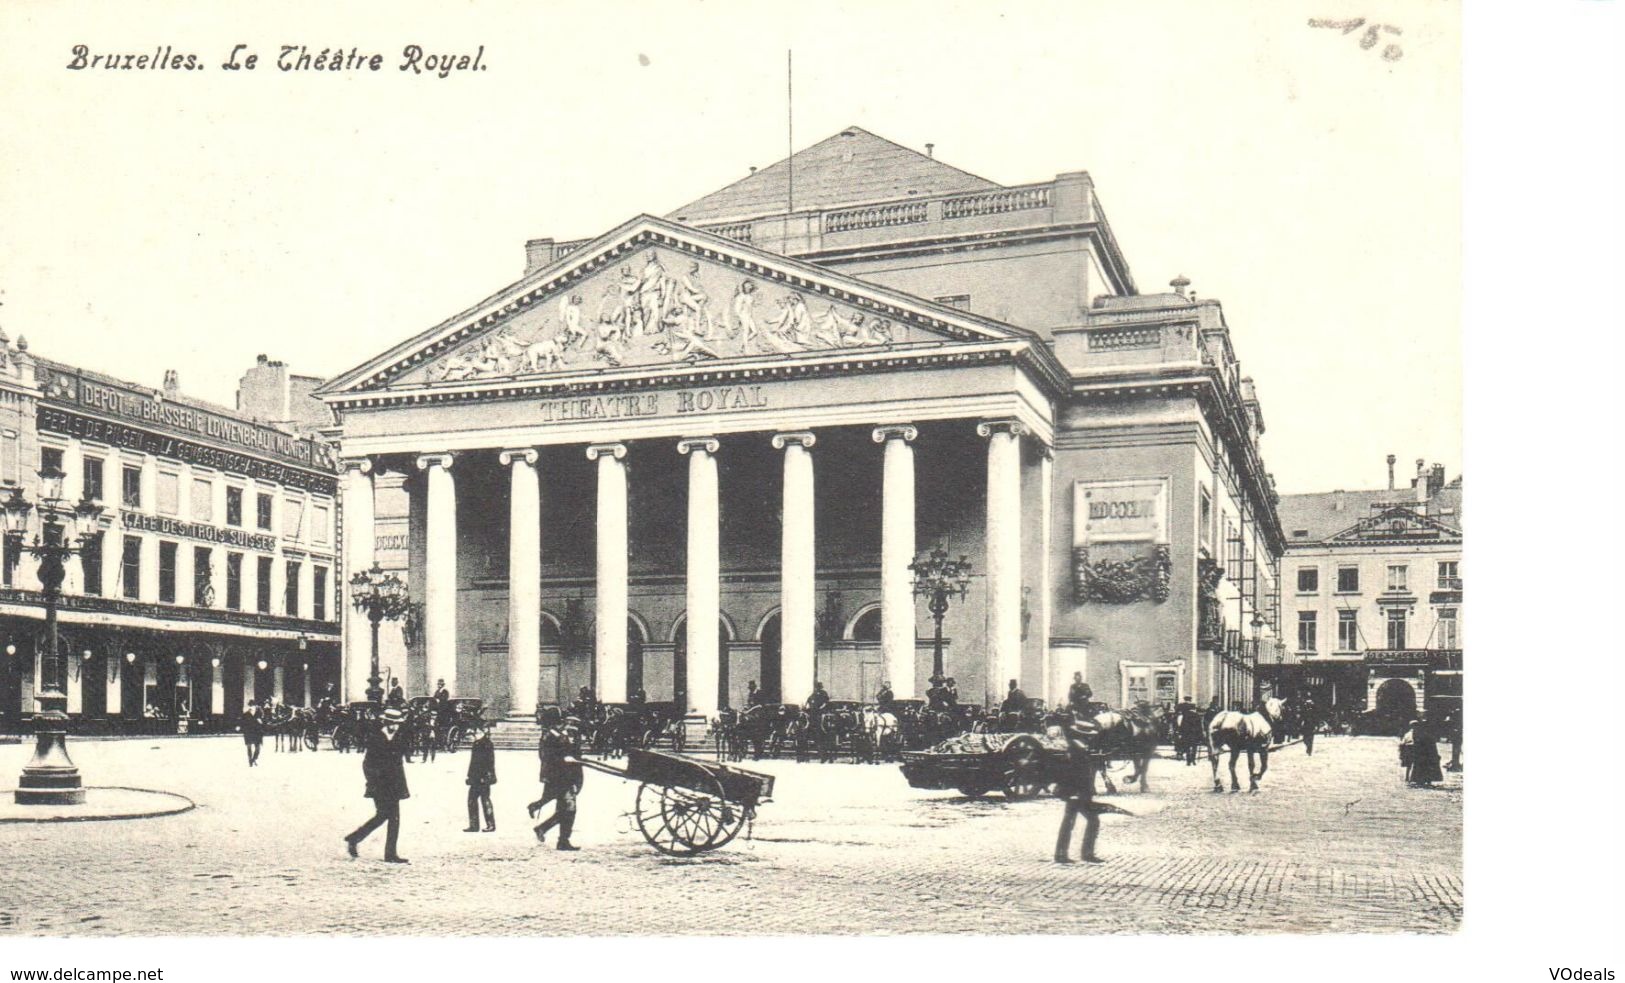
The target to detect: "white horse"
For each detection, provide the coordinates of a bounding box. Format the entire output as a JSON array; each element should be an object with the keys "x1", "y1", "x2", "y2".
[
  {"x1": 1208, "y1": 697, "x2": 1285, "y2": 793},
  {"x1": 859, "y1": 707, "x2": 900, "y2": 762}
]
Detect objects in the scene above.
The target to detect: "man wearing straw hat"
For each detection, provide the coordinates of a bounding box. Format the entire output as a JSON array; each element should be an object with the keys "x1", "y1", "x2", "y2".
[{"x1": 344, "y1": 706, "x2": 411, "y2": 863}]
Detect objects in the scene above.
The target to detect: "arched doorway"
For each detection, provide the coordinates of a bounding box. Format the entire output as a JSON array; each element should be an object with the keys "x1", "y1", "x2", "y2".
[
  {"x1": 758, "y1": 614, "x2": 782, "y2": 703},
  {"x1": 673, "y1": 616, "x2": 732, "y2": 711},
  {"x1": 1374, "y1": 677, "x2": 1417, "y2": 717}
]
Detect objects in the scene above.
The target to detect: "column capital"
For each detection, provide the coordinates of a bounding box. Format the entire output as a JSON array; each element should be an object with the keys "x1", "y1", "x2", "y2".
[
  {"x1": 771, "y1": 431, "x2": 816, "y2": 451},
  {"x1": 872, "y1": 424, "x2": 918, "y2": 444},
  {"x1": 677, "y1": 437, "x2": 720, "y2": 456},
  {"x1": 586, "y1": 442, "x2": 627, "y2": 462},
  {"x1": 341, "y1": 457, "x2": 374, "y2": 476},
  {"x1": 976, "y1": 419, "x2": 1030, "y2": 439},
  {"x1": 499, "y1": 447, "x2": 539, "y2": 467},
  {"x1": 415, "y1": 452, "x2": 456, "y2": 472}
]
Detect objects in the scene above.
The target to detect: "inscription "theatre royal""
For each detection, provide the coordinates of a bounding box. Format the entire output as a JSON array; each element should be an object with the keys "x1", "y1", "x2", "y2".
[{"x1": 538, "y1": 385, "x2": 770, "y2": 423}]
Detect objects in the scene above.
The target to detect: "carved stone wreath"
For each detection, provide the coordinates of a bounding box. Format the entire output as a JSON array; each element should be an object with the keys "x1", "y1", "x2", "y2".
[{"x1": 1072, "y1": 544, "x2": 1172, "y2": 604}]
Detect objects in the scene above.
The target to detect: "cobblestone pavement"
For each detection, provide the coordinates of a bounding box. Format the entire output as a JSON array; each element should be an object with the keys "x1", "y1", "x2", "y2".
[{"x1": 0, "y1": 734, "x2": 1460, "y2": 936}]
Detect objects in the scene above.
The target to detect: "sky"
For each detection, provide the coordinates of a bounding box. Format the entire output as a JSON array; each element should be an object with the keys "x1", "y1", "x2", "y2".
[{"x1": 0, "y1": 0, "x2": 1460, "y2": 495}]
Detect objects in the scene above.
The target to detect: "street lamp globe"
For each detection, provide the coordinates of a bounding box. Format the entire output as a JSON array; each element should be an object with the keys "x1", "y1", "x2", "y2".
[
  {"x1": 37, "y1": 464, "x2": 66, "y2": 502},
  {"x1": 2, "y1": 487, "x2": 32, "y2": 536}
]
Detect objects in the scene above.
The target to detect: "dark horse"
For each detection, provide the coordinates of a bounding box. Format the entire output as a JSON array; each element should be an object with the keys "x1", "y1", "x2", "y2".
[
  {"x1": 1071, "y1": 705, "x2": 1160, "y2": 793},
  {"x1": 1208, "y1": 697, "x2": 1285, "y2": 792}
]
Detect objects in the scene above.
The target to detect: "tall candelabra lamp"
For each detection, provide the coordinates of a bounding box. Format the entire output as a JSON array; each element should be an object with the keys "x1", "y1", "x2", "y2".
[
  {"x1": 2, "y1": 464, "x2": 105, "y2": 805},
  {"x1": 349, "y1": 563, "x2": 411, "y2": 705},
  {"x1": 910, "y1": 546, "x2": 972, "y2": 682}
]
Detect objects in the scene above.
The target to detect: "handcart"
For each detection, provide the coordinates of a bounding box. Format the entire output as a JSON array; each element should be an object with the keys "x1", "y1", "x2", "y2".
[{"x1": 579, "y1": 747, "x2": 775, "y2": 855}]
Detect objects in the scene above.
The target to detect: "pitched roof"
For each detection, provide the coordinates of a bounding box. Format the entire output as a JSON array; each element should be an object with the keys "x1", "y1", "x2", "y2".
[
  {"x1": 666, "y1": 126, "x2": 1000, "y2": 225},
  {"x1": 1278, "y1": 485, "x2": 1463, "y2": 545}
]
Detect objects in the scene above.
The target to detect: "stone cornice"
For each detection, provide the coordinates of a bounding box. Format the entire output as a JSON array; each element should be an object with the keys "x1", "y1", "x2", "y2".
[{"x1": 328, "y1": 340, "x2": 1054, "y2": 412}]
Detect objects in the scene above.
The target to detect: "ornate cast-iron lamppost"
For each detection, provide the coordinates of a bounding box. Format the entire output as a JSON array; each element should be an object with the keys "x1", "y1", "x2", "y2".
[
  {"x1": 910, "y1": 546, "x2": 972, "y2": 682},
  {"x1": 3, "y1": 465, "x2": 105, "y2": 805},
  {"x1": 348, "y1": 563, "x2": 410, "y2": 705}
]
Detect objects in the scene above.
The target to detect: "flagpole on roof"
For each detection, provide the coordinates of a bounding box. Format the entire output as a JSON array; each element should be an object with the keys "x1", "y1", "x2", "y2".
[{"x1": 783, "y1": 49, "x2": 789, "y2": 216}]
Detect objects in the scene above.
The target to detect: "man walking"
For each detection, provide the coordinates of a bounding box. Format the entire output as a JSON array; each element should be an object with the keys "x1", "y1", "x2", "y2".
[
  {"x1": 464, "y1": 721, "x2": 497, "y2": 832},
  {"x1": 1299, "y1": 697, "x2": 1319, "y2": 756},
  {"x1": 345, "y1": 706, "x2": 411, "y2": 863},
  {"x1": 1054, "y1": 716, "x2": 1105, "y2": 864},
  {"x1": 241, "y1": 701, "x2": 263, "y2": 767},
  {"x1": 530, "y1": 715, "x2": 584, "y2": 851}
]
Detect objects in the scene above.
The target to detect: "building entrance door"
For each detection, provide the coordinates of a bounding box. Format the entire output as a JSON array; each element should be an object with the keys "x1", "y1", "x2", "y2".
[
  {"x1": 1374, "y1": 677, "x2": 1418, "y2": 717},
  {"x1": 758, "y1": 616, "x2": 782, "y2": 703}
]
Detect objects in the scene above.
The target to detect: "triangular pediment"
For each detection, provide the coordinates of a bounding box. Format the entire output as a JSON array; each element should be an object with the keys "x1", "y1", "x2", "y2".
[
  {"x1": 1328, "y1": 505, "x2": 1462, "y2": 544},
  {"x1": 320, "y1": 215, "x2": 1033, "y2": 397}
]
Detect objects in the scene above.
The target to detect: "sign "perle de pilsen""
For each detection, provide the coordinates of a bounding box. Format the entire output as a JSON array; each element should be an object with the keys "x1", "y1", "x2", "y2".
[{"x1": 538, "y1": 385, "x2": 769, "y2": 423}]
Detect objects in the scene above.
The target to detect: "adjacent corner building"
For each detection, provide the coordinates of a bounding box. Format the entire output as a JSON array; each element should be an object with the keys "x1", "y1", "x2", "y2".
[
  {"x1": 1275, "y1": 458, "x2": 1463, "y2": 725},
  {"x1": 0, "y1": 332, "x2": 341, "y2": 733}
]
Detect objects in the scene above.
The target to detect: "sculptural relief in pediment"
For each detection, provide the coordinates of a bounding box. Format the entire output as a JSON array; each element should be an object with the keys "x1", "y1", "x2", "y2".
[{"x1": 421, "y1": 248, "x2": 913, "y2": 384}]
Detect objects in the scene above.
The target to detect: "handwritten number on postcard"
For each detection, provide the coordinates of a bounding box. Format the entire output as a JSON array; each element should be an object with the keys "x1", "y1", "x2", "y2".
[{"x1": 1309, "y1": 17, "x2": 1403, "y2": 62}]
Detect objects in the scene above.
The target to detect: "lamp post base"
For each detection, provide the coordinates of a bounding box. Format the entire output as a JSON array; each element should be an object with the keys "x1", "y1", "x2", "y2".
[
  {"x1": 365, "y1": 674, "x2": 384, "y2": 706},
  {"x1": 14, "y1": 705, "x2": 85, "y2": 806}
]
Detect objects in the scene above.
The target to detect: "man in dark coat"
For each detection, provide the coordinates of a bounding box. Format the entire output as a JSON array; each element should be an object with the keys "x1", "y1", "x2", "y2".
[
  {"x1": 1054, "y1": 719, "x2": 1105, "y2": 864},
  {"x1": 874, "y1": 681, "x2": 895, "y2": 714},
  {"x1": 464, "y1": 722, "x2": 497, "y2": 832},
  {"x1": 241, "y1": 702, "x2": 263, "y2": 767},
  {"x1": 1174, "y1": 697, "x2": 1204, "y2": 766},
  {"x1": 530, "y1": 715, "x2": 584, "y2": 850},
  {"x1": 1001, "y1": 679, "x2": 1027, "y2": 716},
  {"x1": 943, "y1": 677, "x2": 960, "y2": 707},
  {"x1": 345, "y1": 706, "x2": 411, "y2": 863},
  {"x1": 1067, "y1": 673, "x2": 1093, "y2": 716},
  {"x1": 386, "y1": 677, "x2": 405, "y2": 707},
  {"x1": 432, "y1": 678, "x2": 452, "y2": 732},
  {"x1": 1299, "y1": 697, "x2": 1319, "y2": 756}
]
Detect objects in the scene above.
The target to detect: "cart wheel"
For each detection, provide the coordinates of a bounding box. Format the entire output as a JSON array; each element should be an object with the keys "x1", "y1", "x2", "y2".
[
  {"x1": 956, "y1": 785, "x2": 990, "y2": 798},
  {"x1": 303, "y1": 730, "x2": 319, "y2": 752},
  {"x1": 634, "y1": 775, "x2": 742, "y2": 855},
  {"x1": 1001, "y1": 735, "x2": 1047, "y2": 800},
  {"x1": 445, "y1": 726, "x2": 466, "y2": 752},
  {"x1": 332, "y1": 729, "x2": 350, "y2": 753}
]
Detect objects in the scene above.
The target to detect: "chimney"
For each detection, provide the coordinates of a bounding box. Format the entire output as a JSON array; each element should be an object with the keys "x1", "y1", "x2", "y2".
[
  {"x1": 925, "y1": 142, "x2": 935, "y2": 158},
  {"x1": 1386, "y1": 454, "x2": 1396, "y2": 491},
  {"x1": 1414, "y1": 459, "x2": 1428, "y2": 504},
  {"x1": 162, "y1": 369, "x2": 180, "y2": 399},
  {"x1": 1333, "y1": 490, "x2": 1345, "y2": 512},
  {"x1": 1429, "y1": 464, "x2": 1446, "y2": 497},
  {"x1": 749, "y1": 165, "x2": 758, "y2": 174},
  {"x1": 1170, "y1": 274, "x2": 1191, "y2": 299}
]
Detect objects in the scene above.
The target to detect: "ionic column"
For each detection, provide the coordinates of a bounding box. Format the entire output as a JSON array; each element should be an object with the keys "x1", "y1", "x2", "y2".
[
  {"x1": 1036, "y1": 446, "x2": 1054, "y2": 703},
  {"x1": 979, "y1": 420, "x2": 1027, "y2": 707},
  {"x1": 773, "y1": 432, "x2": 817, "y2": 704},
  {"x1": 679, "y1": 437, "x2": 721, "y2": 717},
  {"x1": 587, "y1": 443, "x2": 629, "y2": 704},
  {"x1": 417, "y1": 453, "x2": 458, "y2": 697},
  {"x1": 873, "y1": 425, "x2": 918, "y2": 698},
  {"x1": 502, "y1": 448, "x2": 543, "y2": 716},
  {"x1": 341, "y1": 458, "x2": 375, "y2": 702}
]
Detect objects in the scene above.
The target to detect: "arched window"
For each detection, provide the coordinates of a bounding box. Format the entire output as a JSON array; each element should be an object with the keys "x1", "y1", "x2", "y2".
[{"x1": 849, "y1": 605, "x2": 883, "y2": 642}]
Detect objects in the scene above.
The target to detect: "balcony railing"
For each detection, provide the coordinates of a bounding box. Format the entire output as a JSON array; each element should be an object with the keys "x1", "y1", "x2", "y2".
[
  {"x1": 824, "y1": 201, "x2": 930, "y2": 233},
  {"x1": 941, "y1": 185, "x2": 1051, "y2": 219}
]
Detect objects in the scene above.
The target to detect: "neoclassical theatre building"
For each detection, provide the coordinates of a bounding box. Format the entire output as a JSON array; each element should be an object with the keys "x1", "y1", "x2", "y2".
[{"x1": 321, "y1": 128, "x2": 1284, "y2": 720}]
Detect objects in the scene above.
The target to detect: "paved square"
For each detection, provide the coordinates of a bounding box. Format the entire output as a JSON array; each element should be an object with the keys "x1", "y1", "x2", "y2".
[{"x1": 0, "y1": 734, "x2": 1460, "y2": 935}]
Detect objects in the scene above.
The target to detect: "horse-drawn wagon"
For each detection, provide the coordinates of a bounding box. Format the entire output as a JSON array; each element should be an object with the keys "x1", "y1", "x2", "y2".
[
  {"x1": 899, "y1": 732, "x2": 1061, "y2": 800},
  {"x1": 578, "y1": 747, "x2": 775, "y2": 855}
]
